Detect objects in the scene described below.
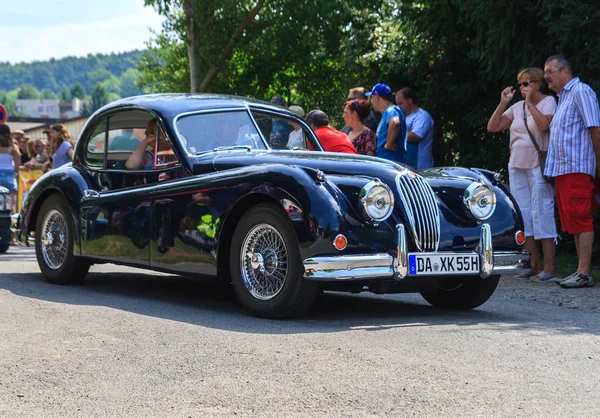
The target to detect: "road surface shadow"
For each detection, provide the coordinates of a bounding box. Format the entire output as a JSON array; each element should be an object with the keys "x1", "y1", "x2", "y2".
[{"x1": 1, "y1": 269, "x2": 598, "y2": 336}]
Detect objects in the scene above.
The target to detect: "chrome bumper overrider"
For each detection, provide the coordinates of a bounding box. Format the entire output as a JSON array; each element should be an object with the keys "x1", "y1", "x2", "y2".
[
  {"x1": 303, "y1": 223, "x2": 531, "y2": 281},
  {"x1": 10, "y1": 214, "x2": 21, "y2": 233}
]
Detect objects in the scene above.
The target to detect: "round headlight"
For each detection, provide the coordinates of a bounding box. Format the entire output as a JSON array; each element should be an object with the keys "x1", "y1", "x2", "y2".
[
  {"x1": 359, "y1": 180, "x2": 394, "y2": 222},
  {"x1": 464, "y1": 182, "x2": 496, "y2": 220}
]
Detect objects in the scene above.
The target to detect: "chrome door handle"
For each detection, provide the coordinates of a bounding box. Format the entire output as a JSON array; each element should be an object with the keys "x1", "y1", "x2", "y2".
[{"x1": 84, "y1": 190, "x2": 100, "y2": 198}]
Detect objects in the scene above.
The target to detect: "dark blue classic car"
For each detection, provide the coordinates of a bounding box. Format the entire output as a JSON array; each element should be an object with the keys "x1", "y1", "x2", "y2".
[{"x1": 15, "y1": 94, "x2": 530, "y2": 318}]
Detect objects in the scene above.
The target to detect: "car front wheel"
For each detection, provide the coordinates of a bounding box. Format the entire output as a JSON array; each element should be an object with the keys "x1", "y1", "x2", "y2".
[
  {"x1": 229, "y1": 204, "x2": 316, "y2": 318},
  {"x1": 0, "y1": 243, "x2": 9, "y2": 254},
  {"x1": 35, "y1": 194, "x2": 90, "y2": 285},
  {"x1": 420, "y1": 275, "x2": 500, "y2": 310}
]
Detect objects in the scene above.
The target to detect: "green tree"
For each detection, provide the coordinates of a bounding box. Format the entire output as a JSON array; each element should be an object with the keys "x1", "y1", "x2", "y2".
[
  {"x1": 17, "y1": 84, "x2": 41, "y2": 99},
  {"x1": 87, "y1": 68, "x2": 116, "y2": 90},
  {"x1": 59, "y1": 86, "x2": 72, "y2": 102},
  {"x1": 90, "y1": 83, "x2": 110, "y2": 112},
  {"x1": 144, "y1": 0, "x2": 267, "y2": 92},
  {"x1": 120, "y1": 68, "x2": 142, "y2": 97},
  {"x1": 138, "y1": 0, "x2": 382, "y2": 125},
  {"x1": 0, "y1": 90, "x2": 22, "y2": 117},
  {"x1": 41, "y1": 89, "x2": 58, "y2": 99},
  {"x1": 100, "y1": 75, "x2": 122, "y2": 96},
  {"x1": 70, "y1": 82, "x2": 86, "y2": 100}
]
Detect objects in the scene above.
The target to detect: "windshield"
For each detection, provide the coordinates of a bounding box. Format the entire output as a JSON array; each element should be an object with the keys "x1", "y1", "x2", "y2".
[{"x1": 176, "y1": 110, "x2": 267, "y2": 155}]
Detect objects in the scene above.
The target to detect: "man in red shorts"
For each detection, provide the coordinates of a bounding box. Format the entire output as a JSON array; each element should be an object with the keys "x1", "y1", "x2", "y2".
[
  {"x1": 306, "y1": 110, "x2": 358, "y2": 154},
  {"x1": 543, "y1": 54, "x2": 600, "y2": 288}
]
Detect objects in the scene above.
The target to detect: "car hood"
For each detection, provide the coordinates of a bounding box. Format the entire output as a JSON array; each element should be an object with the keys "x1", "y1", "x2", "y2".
[{"x1": 192, "y1": 149, "x2": 412, "y2": 181}]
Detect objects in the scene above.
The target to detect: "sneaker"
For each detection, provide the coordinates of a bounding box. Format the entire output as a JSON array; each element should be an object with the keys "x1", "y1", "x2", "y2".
[
  {"x1": 556, "y1": 272, "x2": 578, "y2": 285},
  {"x1": 559, "y1": 273, "x2": 596, "y2": 289}
]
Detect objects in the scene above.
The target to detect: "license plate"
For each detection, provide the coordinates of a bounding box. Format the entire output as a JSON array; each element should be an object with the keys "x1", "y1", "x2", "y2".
[{"x1": 408, "y1": 253, "x2": 480, "y2": 276}]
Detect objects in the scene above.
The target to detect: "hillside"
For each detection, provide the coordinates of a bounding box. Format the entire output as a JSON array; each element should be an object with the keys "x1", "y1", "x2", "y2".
[{"x1": 0, "y1": 50, "x2": 144, "y2": 94}]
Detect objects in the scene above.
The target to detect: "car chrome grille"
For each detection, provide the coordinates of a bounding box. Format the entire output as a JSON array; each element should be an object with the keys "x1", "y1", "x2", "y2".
[{"x1": 395, "y1": 173, "x2": 440, "y2": 252}]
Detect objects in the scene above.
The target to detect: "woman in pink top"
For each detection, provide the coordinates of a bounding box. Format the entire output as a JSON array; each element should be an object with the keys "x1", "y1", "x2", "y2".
[{"x1": 487, "y1": 67, "x2": 557, "y2": 282}]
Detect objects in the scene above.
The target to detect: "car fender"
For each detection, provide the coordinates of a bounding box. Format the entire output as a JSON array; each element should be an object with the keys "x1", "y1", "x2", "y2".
[{"x1": 20, "y1": 165, "x2": 90, "y2": 250}]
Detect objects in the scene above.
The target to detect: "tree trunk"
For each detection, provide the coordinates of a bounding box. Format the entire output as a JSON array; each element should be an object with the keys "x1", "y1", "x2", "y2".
[
  {"x1": 184, "y1": 0, "x2": 203, "y2": 93},
  {"x1": 197, "y1": 0, "x2": 266, "y2": 92}
]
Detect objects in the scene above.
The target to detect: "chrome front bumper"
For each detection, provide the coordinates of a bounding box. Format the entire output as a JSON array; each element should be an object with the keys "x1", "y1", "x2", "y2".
[{"x1": 303, "y1": 223, "x2": 531, "y2": 281}]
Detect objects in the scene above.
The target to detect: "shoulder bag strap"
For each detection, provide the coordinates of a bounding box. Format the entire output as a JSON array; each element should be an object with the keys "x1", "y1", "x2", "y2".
[{"x1": 523, "y1": 101, "x2": 541, "y2": 152}]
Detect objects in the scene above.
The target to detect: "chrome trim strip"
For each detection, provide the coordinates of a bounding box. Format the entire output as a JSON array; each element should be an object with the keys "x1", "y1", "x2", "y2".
[
  {"x1": 303, "y1": 254, "x2": 394, "y2": 280},
  {"x1": 492, "y1": 251, "x2": 532, "y2": 275},
  {"x1": 395, "y1": 224, "x2": 407, "y2": 279},
  {"x1": 479, "y1": 223, "x2": 493, "y2": 278}
]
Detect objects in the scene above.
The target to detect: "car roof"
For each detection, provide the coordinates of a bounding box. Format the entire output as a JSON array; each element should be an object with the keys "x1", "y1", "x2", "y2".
[{"x1": 97, "y1": 93, "x2": 300, "y2": 121}]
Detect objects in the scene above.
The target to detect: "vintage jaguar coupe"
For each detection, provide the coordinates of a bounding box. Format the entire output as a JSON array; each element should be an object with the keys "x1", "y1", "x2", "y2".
[{"x1": 15, "y1": 94, "x2": 530, "y2": 318}]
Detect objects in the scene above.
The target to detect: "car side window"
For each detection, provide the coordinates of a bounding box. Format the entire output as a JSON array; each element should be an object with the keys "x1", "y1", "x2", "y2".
[
  {"x1": 103, "y1": 111, "x2": 180, "y2": 171},
  {"x1": 84, "y1": 119, "x2": 107, "y2": 168}
]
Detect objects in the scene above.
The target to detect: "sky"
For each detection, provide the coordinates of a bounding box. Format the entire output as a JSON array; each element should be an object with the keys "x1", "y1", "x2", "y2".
[{"x1": 1, "y1": 0, "x2": 165, "y2": 64}]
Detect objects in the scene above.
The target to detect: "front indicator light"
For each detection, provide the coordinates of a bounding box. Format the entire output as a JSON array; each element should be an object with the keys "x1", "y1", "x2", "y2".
[
  {"x1": 515, "y1": 230, "x2": 526, "y2": 245},
  {"x1": 334, "y1": 234, "x2": 347, "y2": 251}
]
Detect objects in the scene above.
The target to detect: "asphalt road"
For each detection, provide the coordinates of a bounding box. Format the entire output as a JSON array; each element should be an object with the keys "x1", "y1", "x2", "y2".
[{"x1": 1, "y1": 245, "x2": 599, "y2": 417}]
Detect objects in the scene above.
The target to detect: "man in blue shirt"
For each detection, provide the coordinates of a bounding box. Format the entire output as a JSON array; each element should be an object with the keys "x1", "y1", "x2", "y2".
[
  {"x1": 396, "y1": 87, "x2": 434, "y2": 169},
  {"x1": 365, "y1": 83, "x2": 406, "y2": 163}
]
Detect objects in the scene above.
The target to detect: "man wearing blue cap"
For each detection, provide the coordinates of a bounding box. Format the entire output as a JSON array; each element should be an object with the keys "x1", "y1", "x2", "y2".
[{"x1": 365, "y1": 83, "x2": 407, "y2": 163}]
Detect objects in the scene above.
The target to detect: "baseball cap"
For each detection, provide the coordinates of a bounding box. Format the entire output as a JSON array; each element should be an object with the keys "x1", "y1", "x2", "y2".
[
  {"x1": 364, "y1": 83, "x2": 393, "y2": 97},
  {"x1": 13, "y1": 129, "x2": 25, "y2": 135}
]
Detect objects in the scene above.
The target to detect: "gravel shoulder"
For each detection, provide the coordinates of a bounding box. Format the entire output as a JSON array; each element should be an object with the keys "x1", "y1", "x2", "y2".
[{"x1": 496, "y1": 275, "x2": 600, "y2": 313}]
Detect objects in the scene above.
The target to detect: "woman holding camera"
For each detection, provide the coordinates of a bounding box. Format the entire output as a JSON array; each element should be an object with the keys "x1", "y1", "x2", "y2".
[{"x1": 487, "y1": 67, "x2": 558, "y2": 282}]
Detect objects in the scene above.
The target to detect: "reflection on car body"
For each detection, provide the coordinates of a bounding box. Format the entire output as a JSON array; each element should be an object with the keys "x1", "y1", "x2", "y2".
[{"x1": 15, "y1": 94, "x2": 531, "y2": 318}]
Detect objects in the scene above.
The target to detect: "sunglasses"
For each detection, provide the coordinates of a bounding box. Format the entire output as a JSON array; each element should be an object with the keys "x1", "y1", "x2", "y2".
[{"x1": 516, "y1": 80, "x2": 537, "y2": 88}]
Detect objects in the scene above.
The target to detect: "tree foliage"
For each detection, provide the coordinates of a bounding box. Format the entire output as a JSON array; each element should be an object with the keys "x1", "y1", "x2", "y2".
[
  {"x1": 17, "y1": 84, "x2": 41, "y2": 100},
  {"x1": 0, "y1": 51, "x2": 143, "y2": 93},
  {"x1": 90, "y1": 83, "x2": 110, "y2": 112},
  {"x1": 70, "y1": 83, "x2": 86, "y2": 100}
]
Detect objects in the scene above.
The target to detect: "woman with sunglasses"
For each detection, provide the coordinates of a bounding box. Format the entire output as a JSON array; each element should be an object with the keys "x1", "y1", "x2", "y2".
[
  {"x1": 487, "y1": 67, "x2": 558, "y2": 283},
  {"x1": 342, "y1": 99, "x2": 376, "y2": 156}
]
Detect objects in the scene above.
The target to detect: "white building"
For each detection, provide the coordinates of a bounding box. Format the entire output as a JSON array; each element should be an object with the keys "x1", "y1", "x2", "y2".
[{"x1": 16, "y1": 98, "x2": 84, "y2": 119}]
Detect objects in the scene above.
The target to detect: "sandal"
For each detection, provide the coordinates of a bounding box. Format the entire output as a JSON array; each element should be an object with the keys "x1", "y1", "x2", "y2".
[
  {"x1": 530, "y1": 271, "x2": 559, "y2": 283},
  {"x1": 515, "y1": 269, "x2": 539, "y2": 280}
]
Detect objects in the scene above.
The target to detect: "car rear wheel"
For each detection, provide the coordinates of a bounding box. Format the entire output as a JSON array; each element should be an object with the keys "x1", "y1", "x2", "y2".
[
  {"x1": 35, "y1": 194, "x2": 90, "y2": 285},
  {"x1": 0, "y1": 243, "x2": 9, "y2": 254},
  {"x1": 420, "y1": 275, "x2": 500, "y2": 310},
  {"x1": 229, "y1": 204, "x2": 316, "y2": 318}
]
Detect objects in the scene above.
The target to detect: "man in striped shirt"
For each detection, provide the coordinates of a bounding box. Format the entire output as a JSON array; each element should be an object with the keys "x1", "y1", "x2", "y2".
[{"x1": 544, "y1": 54, "x2": 600, "y2": 288}]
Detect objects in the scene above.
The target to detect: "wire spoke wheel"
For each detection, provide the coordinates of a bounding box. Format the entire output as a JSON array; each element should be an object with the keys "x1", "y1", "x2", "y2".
[
  {"x1": 240, "y1": 224, "x2": 288, "y2": 300},
  {"x1": 40, "y1": 209, "x2": 68, "y2": 270}
]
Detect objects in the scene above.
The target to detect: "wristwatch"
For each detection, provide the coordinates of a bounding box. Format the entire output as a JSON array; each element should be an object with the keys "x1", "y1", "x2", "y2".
[{"x1": 527, "y1": 103, "x2": 535, "y2": 108}]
